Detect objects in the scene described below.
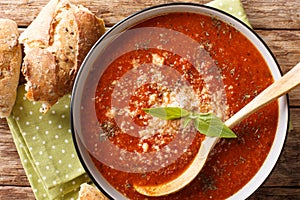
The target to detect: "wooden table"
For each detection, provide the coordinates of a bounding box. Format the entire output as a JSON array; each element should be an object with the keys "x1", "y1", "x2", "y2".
[{"x1": 0, "y1": 0, "x2": 299, "y2": 199}]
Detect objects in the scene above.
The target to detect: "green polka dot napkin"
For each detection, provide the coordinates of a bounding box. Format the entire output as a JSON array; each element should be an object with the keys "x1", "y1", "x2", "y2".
[
  {"x1": 7, "y1": 85, "x2": 91, "y2": 199},
  {"x1": 6, "y1": 0, "x2": 250, "y2": 199}
]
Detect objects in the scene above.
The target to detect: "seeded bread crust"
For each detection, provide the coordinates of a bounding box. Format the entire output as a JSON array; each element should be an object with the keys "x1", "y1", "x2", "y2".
[
  {"x1": 0, "y1": 19, "x2": 22, "y2": 118},
  {"x1": 19, "y1": 0, "x2": 105, "y2": 113},
  {"x1": 78, "y1": 183, "x2": 109, "y2": 200}
]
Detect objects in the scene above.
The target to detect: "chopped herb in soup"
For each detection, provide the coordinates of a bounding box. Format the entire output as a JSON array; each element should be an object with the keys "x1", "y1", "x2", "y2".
[{"x1": 79, "y1": 12, "x2": 278, "y2": 199}]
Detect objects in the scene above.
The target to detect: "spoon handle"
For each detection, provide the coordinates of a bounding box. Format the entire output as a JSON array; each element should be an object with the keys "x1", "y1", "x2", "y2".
[{"x1": 225, "y1": 62, "x2": 300, "y2": 128}]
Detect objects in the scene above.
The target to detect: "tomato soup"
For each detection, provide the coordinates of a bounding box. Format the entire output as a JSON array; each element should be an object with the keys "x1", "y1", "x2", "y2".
[{"x1": 79, "y1": 12, "x2": 278, "y2": 199}]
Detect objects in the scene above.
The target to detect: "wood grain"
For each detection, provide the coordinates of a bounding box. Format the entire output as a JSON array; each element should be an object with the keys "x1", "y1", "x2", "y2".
[
  {"x1": 0, "y1": 186, "x2": 35, "y2": 199},
  {"x1": 0, "y1": 122, "x2": 29, "y2": 186},
  {"x1": 1, "y1": 0, "x2": 299, "y2": 28},
  {"x1": 257, "y1": 30, "x2": 300, "y2": 72},
  {"x1": 242, "y1": 0, "x2": 300, "y2": 30},
  {"x1": 0, "y1": 0, "x2": 299, "y2": 199},
  {"x1": 249, "y1": 187, "x2": 300, "y2": 200}
]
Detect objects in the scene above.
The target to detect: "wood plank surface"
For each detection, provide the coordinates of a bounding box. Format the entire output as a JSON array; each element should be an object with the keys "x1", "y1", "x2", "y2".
[
  {"x1": 249, "y1": 187, "x2": 300, "y2": 200},
  {"x1": 0, "y1": 0, "x2": 299, "y2": 199},
  {"x1": 242, "y1": 0, "x2": 300, "y2": 30},
  {"x1": 0, "y1": 186, "x2": 35, "y2": 199},
  {"x1": 1, "y1": 0, "x2": 299, "y2": 29}
]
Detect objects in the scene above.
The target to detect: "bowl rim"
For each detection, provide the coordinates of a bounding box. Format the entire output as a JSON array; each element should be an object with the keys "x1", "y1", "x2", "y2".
[{"x1": 71, "y1": 2, "x2": 290, "y2": 200}]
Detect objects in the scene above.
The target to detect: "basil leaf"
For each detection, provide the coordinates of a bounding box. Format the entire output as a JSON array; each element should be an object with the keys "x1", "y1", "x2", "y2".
[
  {"x1": 143, "y1": 107, "x2": 190, "y2": 120},
  {"x1": 194, "y1": 113, "x2": 237, "y2": 138},
  {"x1": 143, "y1": 107, "x2": 237, "y2": 139}
]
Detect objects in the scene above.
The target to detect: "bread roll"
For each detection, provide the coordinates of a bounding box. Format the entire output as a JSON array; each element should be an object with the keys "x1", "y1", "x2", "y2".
[
  {"x1": 19, "y1": 0, "x2": 105, "y2": 113},
  {"x1": 78, "y1": 183, "x2": 109, "y2": 200},
  {"x1": 0, "y1": 19, "x2": 22, "y2": 118}
]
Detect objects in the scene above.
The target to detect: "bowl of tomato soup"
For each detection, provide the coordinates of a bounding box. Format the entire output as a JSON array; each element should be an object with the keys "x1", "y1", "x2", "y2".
[{"x1": 71, "y1": 3, "x2": 289, "y2": 199}]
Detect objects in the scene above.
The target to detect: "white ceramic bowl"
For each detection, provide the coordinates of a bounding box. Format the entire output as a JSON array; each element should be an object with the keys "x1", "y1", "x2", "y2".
[{"x1": 71, "y1": 3, "x2": 289, "y2": 199}]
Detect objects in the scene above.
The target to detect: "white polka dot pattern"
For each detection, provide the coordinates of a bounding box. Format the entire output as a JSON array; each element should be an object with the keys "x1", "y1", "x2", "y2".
[{"x1": 7, "y1": 86, "x2": 91, "y2": 199}]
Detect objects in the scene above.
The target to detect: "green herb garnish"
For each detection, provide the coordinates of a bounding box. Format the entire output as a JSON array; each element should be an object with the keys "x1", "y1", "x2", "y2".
[{"x1": 143, "y1": 107, "x2": 237, "y2": 138}]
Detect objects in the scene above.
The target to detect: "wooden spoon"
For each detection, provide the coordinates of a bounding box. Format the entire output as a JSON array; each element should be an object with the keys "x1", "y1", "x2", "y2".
[{"x1": 134, "y1": 62, "x2": 300, "y2": 196}]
